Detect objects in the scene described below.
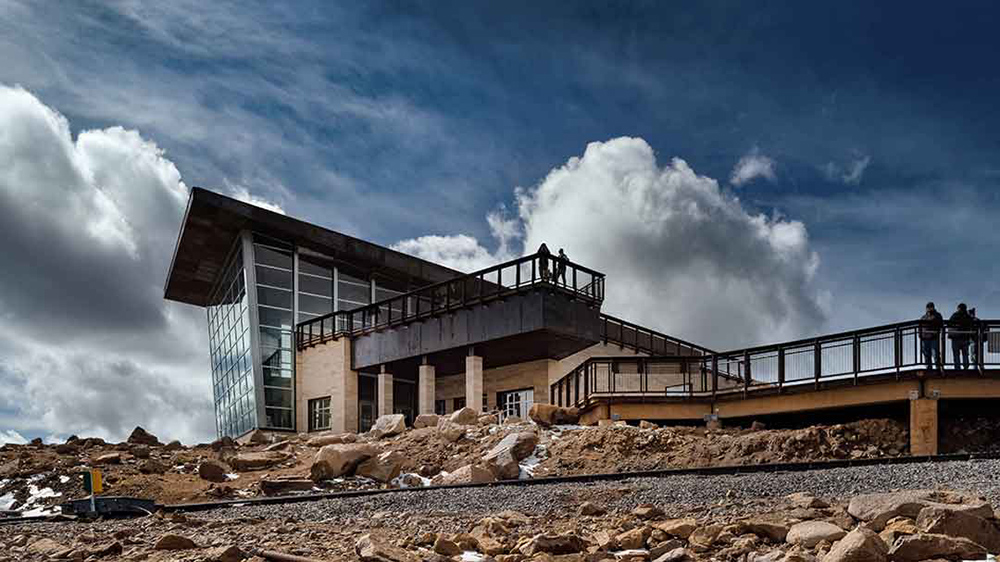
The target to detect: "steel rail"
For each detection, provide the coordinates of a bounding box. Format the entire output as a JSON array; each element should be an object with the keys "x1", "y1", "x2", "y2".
[{"x1": 5, "y1": 451, "x2": 1000, "y2": 526}]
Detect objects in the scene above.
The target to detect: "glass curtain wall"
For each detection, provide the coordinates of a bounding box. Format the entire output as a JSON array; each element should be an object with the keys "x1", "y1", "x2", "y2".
[
  {"x1": 253, "y1": 236, "x2": 295, "y2": 430},
  {"x1": 207, "y1": 244, "x2": 256, "y2": 438}
]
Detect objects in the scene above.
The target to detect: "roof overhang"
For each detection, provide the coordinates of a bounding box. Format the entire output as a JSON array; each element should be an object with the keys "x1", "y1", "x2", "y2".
[{"x1": 164, "y1": 187, "x2": 461, "y2": 307}]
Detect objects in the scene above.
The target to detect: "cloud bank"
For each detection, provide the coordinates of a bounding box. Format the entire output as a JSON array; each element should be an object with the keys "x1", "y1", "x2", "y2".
[
  {"x1": 395, "y1": 137, "x2": 827, "y2": 348},
  {"x1": 0, "y1": 85, "x2": 277, "y2": 444}
]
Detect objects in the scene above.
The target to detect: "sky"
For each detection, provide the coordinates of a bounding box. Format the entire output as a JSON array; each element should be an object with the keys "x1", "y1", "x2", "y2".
[{"x1": 1, "y1": 1, "x2": 998, "y2": 444}]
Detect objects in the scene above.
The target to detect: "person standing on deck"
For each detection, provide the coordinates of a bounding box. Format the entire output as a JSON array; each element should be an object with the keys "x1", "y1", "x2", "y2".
[
  {"x1": 556, "y1": 248, "x2": 568, "y2": 285},
  {"x1": 920, "y1": 302, "x2": 944, "y2": 372},
  {"x1": 949, "y1": 303, "x2": 974, "y2": 370},
  {"x1": 538, "y1": 243, "x2": 551, "y2": 281}
]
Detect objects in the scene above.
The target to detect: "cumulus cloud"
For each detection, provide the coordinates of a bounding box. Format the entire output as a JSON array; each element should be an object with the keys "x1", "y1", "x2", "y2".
[
  {"x1": 392, "y1": 204, "x2": 519, "y2": 272},
  {"x1": 0, "y1": 84, "x2": 282, "y2": 444},
  {"x1": 0, "y1": 430, "x2": 27, "y2": 445},
  {"x1": 730, "y1": 147, "x2": 777, "y2": 186},
  {"x1": 395, "y1": 137, "x2": 826, "y2": 348},
  {"x1": 824, "y1": 153, "x2": 871, "y2": 185},
  {"x1": 229, "y1": 184, "x2": 286, "y2": 214}
]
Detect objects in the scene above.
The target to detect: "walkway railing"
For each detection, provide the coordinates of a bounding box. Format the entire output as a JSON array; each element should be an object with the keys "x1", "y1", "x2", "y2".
[
  {"x1": 296, "y1": 252, "x2": 605, "y2": 349},
  {"x1": 551, "y1": 319, "x2": 1000, "y2": 408},
  {"x1": 600, "y1": 314, "x2": 715, "y2": 357}
]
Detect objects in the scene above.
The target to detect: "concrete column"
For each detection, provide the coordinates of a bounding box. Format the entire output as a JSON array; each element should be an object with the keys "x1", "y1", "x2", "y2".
[
  {"x1": 311, "y1": 338, "x2": 355, "y2": 434},
  {"x1": 378, "y1": 367, "x2": 394, "y2": 418},
  {"x1": 465, "y1": 355, "x2": 484, "y2": 413},
  {"x1": 418, "y1": 363, "x2": 436, "y2": 415},
  {"x1": 909, "y1": 398, "x2": 938, "y2": 456}
]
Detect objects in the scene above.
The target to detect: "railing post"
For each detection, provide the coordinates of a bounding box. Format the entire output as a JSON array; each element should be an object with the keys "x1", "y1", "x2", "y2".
[
  {"x1": 515, "y1": 261, "x2": 521, "y2": 288},
  {"x1": 978, "y1": 323, "x2": 986, "y2": 373},
  {"x1": 814, "y1": 340, "x2": 822, "y2": 389},
  {"x1": 894, "y1": 328, "x2": 902, "y2": 374},
  {"x1": 572, "y1": 266, "x2": 577, "y2": 293},
  {"x1": 743, "y1": 351, "x2": 751, "y2": 394},
  {"x1": 711, "y1": 355, "x2": 718, "y2": 398},
  {"x1": 777, "y1": 347, "x2": 785, "y2": 391},
  {"x1": 853, "y1": 334, "x2": 861, "y2": 385},
  {"x1": 550, "y1": 384, "x2": 555, "y2": 406},
  {"x1": 574, "y1": 370, "x2": 580, "y2": 406}
]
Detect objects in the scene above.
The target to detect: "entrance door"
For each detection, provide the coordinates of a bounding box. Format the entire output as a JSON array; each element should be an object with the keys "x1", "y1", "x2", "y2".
[{"x1": 498, "y1": 388, "x2": 534, "y2": 422}]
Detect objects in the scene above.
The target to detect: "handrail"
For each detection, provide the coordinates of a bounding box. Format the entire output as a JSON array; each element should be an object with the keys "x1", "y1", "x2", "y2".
[
  {"x1": 551, "y1": 319, "x2": 1000, "y2": 408},
  {"x1": 600, "y1": 313, "x2": 715, "y2": 356},
  {"x1": 296, "y1": 251, "x2": 606, "y2": 349}
]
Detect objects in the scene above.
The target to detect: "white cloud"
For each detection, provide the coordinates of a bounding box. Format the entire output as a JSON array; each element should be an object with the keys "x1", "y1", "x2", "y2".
[
  {"x1": 392, "y1": 204, "x2": 519, "y2": 272},
  {"x1": 824, "y1": 153, "x2": 871, "y2": 185},
  {"x1": 229, "y1": 185, "x2": 286, "y2": 214},
  {"x1": 0, "y1": 84, "x2": 254, "y2": 445},
  {"x1": 0, "y1": 429, "x2": 27, "y2": 445},
  {"x1": 730, "y1": 147, "x2": 777, "y2": 186},
  {"x1": 396, "y1": 137, "x2": 826, "y2": 348}
]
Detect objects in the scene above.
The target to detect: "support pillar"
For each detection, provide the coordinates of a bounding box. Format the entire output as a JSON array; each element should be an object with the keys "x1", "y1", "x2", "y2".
[
  {"x1": 418, "y1": 359, "x2": 436, "y2": 415},
  {"x1": 909, "y1": 397, "x2": 938, "y2": 456},
  {"x1": 378, "y1": 366, "x2": 394, "y2": 418},
  {"x1": 322, "y1": 339, "x2": 357, "y2": 433},
  {"x1": 465, "y1": 352, "x2": 483, "y2": 413}
]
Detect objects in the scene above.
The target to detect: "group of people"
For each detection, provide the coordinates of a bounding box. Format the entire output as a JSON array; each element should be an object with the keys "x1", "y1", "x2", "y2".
[
  {"x1": 536, "y1": 243, "x2": 569, "y2": 284},
  {"x1": 919, "y1": 301, "x2": 981, "y2": 371}
]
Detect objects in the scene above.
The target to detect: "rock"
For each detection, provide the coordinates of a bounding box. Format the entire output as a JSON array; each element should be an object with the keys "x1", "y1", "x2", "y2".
[
  {"x1": 28, "y1": 538, "x2": 67, "y2": 557},
  {"x1": 154, "y1": 534, "x2": 198, "y2": 550},
  {"x1": 887, "y1": 532, "x2": 987, "y2": 562},
  {"x1": 237, "y1": 429, "x2": 270, "y2": 445},
  {"x1": 738, "y1": 520, "x2": 790, "y2": 542},
  {"x1": 127, "y1": 426, "x2": 161, "y2": 446},
  {"x1": 528, "y1": 404, "x2": 580, "y2": 427},
  {"x1": 649, "y1": 540, "x2": 687, "y2": 559},
  {"x1": 916, "y1": 504, "x2": 1000, "y2": 551},
  {"x1": 396, "y1": 474, "x2": 425, "y2": 488},
  {"x1": 259, "y1": 478, "x2": 315, "y2": 496},
  {"x1": 212, "y1": 436, "x2": 236, "y2": 450},
  {"x1": 307, "y1": 432, "x2": 357, "y2": 447},
  {"x1": 639, "y1": 420, "x2": 658, "y2": 430},
  {"x1": 94, "y1": 452, "x2": 121, "y2": 465},
  {"x1": 578, "y1": 502, "x2": 606, "y2": 516},
  {"x1": 786, "y1": 521, "x2": 847, "y2": 548},
  {"x1": 821, "y1": 527, "x2": 887, "y2": 562},
  {"x1": 230, "y1": 451, "x2": 289, "y2": 471},
  {"x1": 751, "y1": 421, "x2": 767, "y2": 431},
  {"x1": 88, "y1": 541, "x2": 124, "y2": 557},
  {"x1": 787, "y1": 492, "x2": 829, "y2": 509},
  {"x1": 138, "y1": 459, "x2": 168, "y2": 474},
  {"x1": 310, "y1": 443, "x2": 378, "y2": 481},
  {"x1": 131, "y1": 444, "x2": 150, "y2": 459},
  {"x1": 484, "y1": 432, "x2": 539, "y2": 479},
  {"x1": 437, "y1": 419, "x2": 466, "y2": 442},
  {"x1": 616, "y1": 527, "x2": 651, "y2": 550},
  {"x1": 652, "y1": 549, "x2": 694, "y2": 562},
  {"x1": 479, "y1": 413, "x2": 499, "y2": 425},
  {"x1": 431, "y1": 464, "x2": 496, "y2": 485},
  {"x1": 206, "y1": 545, "x2": 247, "y2": 562},
  {"x1": 633, "y1": 504, "x2": 665, "y2": 520},
  {"x1": 503, "y1": 416, "x2": 524, "y2": 425},
  {"x1": 847, "y1": 489, "x2": 993, "y2": 531},
  {"x1": 164, "y1": 440, "x2": 183, "y2": 451},
  {"x1": 54, "y1": 442, "x2": 78, "y2": 454},
  {"x1": 371, "y1": 414, "x2": 407, "y2": 438},
  {"x1": 688, "y1": 524, "x2": 723, "y2": 548},
  {"x1": 264, "y1": 440, "x2": 290, "y2": 451},
  {"x1": 653, "y1": 518, "x2": 698, "y2": 540},
  {"x1": 357, "y1": 451, "x2": 405, "y2": 482},
  {"x1": 356, "y1": 534, "x2": 420, "y2": 562},
  {"x1": 433, "y1": 537, "x2": 463, "y2": 556},
  {"x1": 413, "y1": 414, "x2": 440, "y2": 429},
  {"x1": 520, "y1": 534, "x2": 589, "y2": 556},
  {"x1": 198, "y1": 459, "x2": 231, "y2": 482},
  {"x1": 451, "y1": 407, "x2": 480, "y2": 425}
]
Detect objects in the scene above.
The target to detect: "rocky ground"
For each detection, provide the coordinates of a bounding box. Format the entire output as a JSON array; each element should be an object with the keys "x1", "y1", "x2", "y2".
[
  {"x1": 0, "y1": 408, "x2": 914, "y2": 515},
  {"x1": 5, "y1": 458, "x2": 1000, "y2": 561}
]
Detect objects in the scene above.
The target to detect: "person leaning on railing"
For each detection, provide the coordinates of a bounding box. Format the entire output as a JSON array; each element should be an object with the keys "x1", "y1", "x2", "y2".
[
  {"x1": 537, "y1": 243, "x2": 551, "y2": 281},
  {"x1": 948, "y1": 303, "x2": 975, "y2": 370},
  {"x1": 919, "y1": 302, "x2": 944, "y2": 371},
  {"x1": 556, "y1": 248, "x2": 568, "y2": 285}
]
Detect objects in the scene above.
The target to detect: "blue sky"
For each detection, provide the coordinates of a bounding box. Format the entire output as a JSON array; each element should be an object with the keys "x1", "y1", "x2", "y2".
[{"x1": 1, "y1": 1, "x2": 998, "y2": 443}]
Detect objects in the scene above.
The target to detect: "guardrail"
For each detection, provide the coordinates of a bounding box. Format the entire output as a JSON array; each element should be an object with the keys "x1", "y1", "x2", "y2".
[
  {"x1": 600, "y1": 314, "x2": 715, "y2": 357},
  {"x1": 296, "y1": 252, "x2": 605, "y2": 349},
  {"x1": 551, "y1": 319, "x2": 1000, "y2": 408}
]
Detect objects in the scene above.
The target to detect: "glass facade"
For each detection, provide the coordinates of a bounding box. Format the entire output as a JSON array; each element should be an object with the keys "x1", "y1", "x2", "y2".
[
  {"x1": 207, "y1": 244, "x2": 257, "y2": 438},
  {"x1": 253, "y1": 236, "x2": 295, "y2": 430}
]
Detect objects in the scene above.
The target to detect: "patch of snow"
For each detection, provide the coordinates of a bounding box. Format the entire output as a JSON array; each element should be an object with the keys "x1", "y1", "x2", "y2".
[
  {"x1": 460, "y1": 551, "x2": 485, "y2": 562},
  {"x1": 391, "y1": 473, "x2": 432, "y2": 488},
  {"x1": 225, "y1": 473, "x2": 239, "y2": 480},
  {"x1": 519, "y1": 444, "x2": 546, "y2": 479},
  {"x1": 59, "y1": 476, "x2": 70, "y2": 484},
  {"x1": 0, "y1": 492, "x2": 14, "y2": 511}
]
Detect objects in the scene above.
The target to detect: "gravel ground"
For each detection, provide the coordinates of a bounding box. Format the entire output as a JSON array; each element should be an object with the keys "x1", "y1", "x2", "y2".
[{"x1": 198, "y1": 457, "x2": 1000, "y2": 523}]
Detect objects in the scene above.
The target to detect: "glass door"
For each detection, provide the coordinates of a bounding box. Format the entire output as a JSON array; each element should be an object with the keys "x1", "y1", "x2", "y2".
[{"x1": 499, "y1": 388, "x2": 534, "y2": 422}]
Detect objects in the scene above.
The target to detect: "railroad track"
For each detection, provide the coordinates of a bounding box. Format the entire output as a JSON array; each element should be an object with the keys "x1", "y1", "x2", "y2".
[{"x1": 3, "y1": 451, "x2": 999, "y2": 525}]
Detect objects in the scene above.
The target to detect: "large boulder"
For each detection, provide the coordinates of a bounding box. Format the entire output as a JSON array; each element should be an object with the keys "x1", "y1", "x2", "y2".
[
  {"x1": 786, "y1": 521, "x2": 847, "y2": 548},
  {"x1": 371, "y1": 414, "x2": 407, "y2": 439},
  {"x1": 236, "y1": 429, "x2": 270, "y2": 445},
  {"x1": 736, "y1": 520, "x2": 790, "y2": 543},
  {"x1": 436, "y1": 419, "x2": 465, "y2": 442},
  {"x1": 198, "y1": 459, "x2": 231, "y2": 483},
  {"x1": 519, "y1": 533, "x2": 589, "y2": 556},
  {"x1": 356, "y1": 451, "x2": 405, "y2": 483},
  {"x1": 356, "y1": 534, "x2": 420, "y2": 562},
  {"x1": 154, "y1": 534, "x2": 198, "y2": 550},
  {"x1": 915, "y1": 505, "x2": 1000, "y2": 551},
  {"x1": 310, "y1": 443, "x2": 378, "y2": 481},
  {"x1": 887, "y1": 532, "x2": 987, "y2": 562},
  {"x1": 307, "y1": 432, "x2": 357, "y2": 447},
  {"x1": 229, "y1": 451, "x2": 290, "y2": 471},
  {"x1": 483, "y1": 432, "x2": 539, "y2": 480},
  {"x1": 431, "y1": 464, "x2": 496, "y2": 486},
  {"x1": 528, "y1": 404, "x2": 580, "y2": 427},
  {"x1": 413, "y1": 414, "x2": 440, "y2": 429},
  {"x1": 847, "y1": 490, "x2": 993, "y2": 531},
  {"x1": 653, "y1": 519, "x2": 698, "y2": 540},
  {"x1": 127, "y1": 426, "x2": 162, "y2": 446},
  {"x1": 450, "y1": 407, "x2": 479, "y2": 425},
  {"x1": 822, "y1": 527, "x2": 888, "y2": 562}
]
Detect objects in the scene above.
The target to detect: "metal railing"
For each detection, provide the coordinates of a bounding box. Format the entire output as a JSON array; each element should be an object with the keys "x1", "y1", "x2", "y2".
[
  {"x1": 296, "y1": 252, "x2": 605, "y2": 349},
  {"x1": 600, "y1": 314, "x2": 715, "y2": 357},
  {"x1": 551, "y1": 319, "x2": 1000, "y2": 408}
]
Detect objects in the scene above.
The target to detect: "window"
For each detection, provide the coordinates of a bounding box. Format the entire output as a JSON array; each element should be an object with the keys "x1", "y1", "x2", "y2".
[
  {"x1": 452, "y1": 397, "x2": 466, "y2": 411},
  {"x1": 435, "y1": 400, "x2": 446, "y2": 415},
  {"x1": 308, "y1": 397, "x2": 331, "y2": 432}
]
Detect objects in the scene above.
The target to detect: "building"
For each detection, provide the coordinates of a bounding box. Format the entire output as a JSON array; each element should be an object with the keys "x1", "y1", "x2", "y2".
[
  {"x1": 166, "y1": 188, "x2": 998, "y2": 456},
  {"x1": 164, "y1": 188, "x2": 704, "y2": 438}
]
